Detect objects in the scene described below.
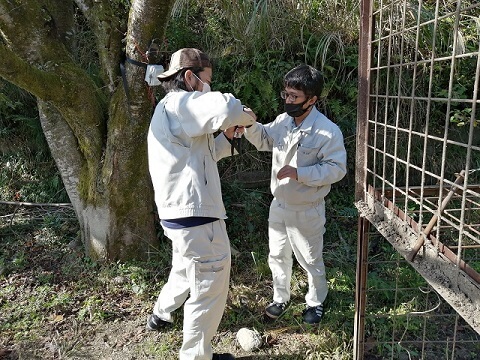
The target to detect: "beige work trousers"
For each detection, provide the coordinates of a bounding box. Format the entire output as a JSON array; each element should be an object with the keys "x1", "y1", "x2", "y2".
[
  {"x1": 268, "y1": 198, "x2": 328, "y2": 307},
  {"x1": 153, "y1": 220, "x2": 231, "y2": 360}
]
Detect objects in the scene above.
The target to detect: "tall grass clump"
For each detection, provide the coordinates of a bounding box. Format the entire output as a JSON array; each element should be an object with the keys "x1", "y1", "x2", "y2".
[
  {"x1": 164, "y1": 0, "x2": 361, "y2": 185},
  {"x1": 0, "y1": 2, "x2": 362, "y2": 359},
  {"x1": 166, "y1": 0, "x2": 360, "y2": 121}
]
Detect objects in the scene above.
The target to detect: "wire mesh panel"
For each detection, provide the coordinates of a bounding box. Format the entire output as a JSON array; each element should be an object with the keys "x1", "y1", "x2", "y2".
[
  {"x1": 355, "y1": 0, "x2": 480, "y2": 358},
  {"x1": 357, "y1": 228, "x2": 480, "y2": 359}
]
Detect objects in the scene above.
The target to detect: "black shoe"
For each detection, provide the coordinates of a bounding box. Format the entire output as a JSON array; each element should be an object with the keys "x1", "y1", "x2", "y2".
[
  {"x1": 265, "y1": 301, "x2": 288, "y2": 319},
  {"x1": 212, "y1": 353, "x2": 235, "y2": 360},
  {"x1": 146, "y1": 314, "x2": 171, "y2": 331},
  {"x1": 302, "y1": 304, "x2": 324, "y2": 324}
]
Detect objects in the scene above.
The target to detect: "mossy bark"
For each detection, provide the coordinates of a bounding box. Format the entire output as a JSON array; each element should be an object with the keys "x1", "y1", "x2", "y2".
[{"x1": 0, "y1": 0, "x2": 174, "y2": 261}]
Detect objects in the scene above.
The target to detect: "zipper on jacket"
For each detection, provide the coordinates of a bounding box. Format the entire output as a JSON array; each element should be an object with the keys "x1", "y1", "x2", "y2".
[{"x1": 203, "y1": 156, "x2": 207, "y2": 185}]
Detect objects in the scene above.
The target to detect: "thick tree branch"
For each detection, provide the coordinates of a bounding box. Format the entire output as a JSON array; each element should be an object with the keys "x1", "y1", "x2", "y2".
[
  {"x1": 0, "y1": 0, "x2": 174, "y2": 261},
  {"x1": 124, "y1": 0, "x2": 173, "y2": 120},
  {"x1": 0, "y1": 43, "x2": 104, "y2": 178},
  {"x1": 74, "y1": 0, "x2": 127, "y2": 92},
  {"x1": 0, "y1": 1, "x2": 106, "y2": 192}
]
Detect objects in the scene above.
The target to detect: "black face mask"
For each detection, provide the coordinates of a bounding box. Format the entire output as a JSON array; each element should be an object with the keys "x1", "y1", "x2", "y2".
[{"x1": 284, "y1": 98, "x2": 311, "y2": 118}]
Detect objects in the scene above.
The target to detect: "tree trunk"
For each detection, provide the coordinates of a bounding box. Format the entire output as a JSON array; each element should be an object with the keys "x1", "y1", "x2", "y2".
[{"x1": 0, "y1": 0, "x2": 174, "y2": 261}]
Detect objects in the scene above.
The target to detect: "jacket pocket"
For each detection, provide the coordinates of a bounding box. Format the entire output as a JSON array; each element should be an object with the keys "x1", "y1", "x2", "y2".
[{"x1": 296, "y1": 144, "x2": 319, "y2": 167}]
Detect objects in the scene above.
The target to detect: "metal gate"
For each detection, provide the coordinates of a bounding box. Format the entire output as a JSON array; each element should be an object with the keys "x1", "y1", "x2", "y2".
[{"x1": 355, "y1": 0, "x2": 480, "y2": 358}]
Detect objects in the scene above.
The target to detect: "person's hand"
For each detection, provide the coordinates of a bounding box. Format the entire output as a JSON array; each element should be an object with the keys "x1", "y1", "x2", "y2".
[
  {"x1": 243, "y1": 107, "x2": 257, "y2": 121},
  {"x1": 277, "y1": 165, "x2": 298, "y2": 180},
  {"x1": 224, "y1": 126, "x2": 245, "y2": 140}
]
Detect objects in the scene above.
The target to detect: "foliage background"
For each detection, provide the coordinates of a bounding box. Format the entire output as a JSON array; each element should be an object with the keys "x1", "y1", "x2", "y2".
[
  {"x1": 0, "y1": 1, "x2": 362, "y2": 358},
  {"x1": 7, "y1": 0, "x2": 479, "y2": 358}
]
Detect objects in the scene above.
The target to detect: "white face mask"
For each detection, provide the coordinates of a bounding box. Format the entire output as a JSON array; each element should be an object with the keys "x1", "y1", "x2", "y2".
[{"x1": 191, "y1": 72, "x2": 211, "y2": 93}]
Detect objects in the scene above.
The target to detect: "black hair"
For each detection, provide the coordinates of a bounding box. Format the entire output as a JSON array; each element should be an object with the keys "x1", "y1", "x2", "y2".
[
  {"x1": 284, "y1": 64, "x2": 324, "y2": 98},
  {"x1": 160, "y1": 67, "x2": 207, "y2": 92}
]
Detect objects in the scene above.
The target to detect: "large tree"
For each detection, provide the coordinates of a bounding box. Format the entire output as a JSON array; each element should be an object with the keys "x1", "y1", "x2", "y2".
[{"x1": 0, "y1": 0, "x2": 174, "y2": 261}]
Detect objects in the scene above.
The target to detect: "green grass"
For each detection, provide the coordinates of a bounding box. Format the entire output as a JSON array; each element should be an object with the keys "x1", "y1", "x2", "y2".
[
  {"x1": 0, "y1": 193, "x2": 358, "y2": 359},
  {"x1": 2, "y1": 0, "x2": 479, "y2": 357}
]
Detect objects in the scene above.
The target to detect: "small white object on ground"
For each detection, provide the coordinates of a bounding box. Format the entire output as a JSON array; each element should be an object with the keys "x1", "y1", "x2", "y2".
[{"x1": 236, "y1": 327, "x2": 262, "y2": 351}]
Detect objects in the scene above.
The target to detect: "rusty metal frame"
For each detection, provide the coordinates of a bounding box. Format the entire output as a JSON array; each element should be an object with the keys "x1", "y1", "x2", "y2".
[
  {"x1": 368, "y1": 185, "x2": 480, "y2": 285},
  {"x1": 354, "y1": 0, "x2": 480, "y2": 358},
  {"x1": 353, "y1": 0, "x2": 373, "y2": 357}
]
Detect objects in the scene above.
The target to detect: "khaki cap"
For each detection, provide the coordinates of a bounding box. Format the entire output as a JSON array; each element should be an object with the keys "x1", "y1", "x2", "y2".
[{"x1": 158, "y1": 48, "x2": 212, "y2": 79}]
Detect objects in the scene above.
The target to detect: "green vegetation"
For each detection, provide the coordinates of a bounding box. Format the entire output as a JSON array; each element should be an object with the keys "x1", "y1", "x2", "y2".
[
  {"x1": 369, "y1": 0, "x2": 480, "y2": 187},
  {"x1": 2, "y1": 0, "x2": 480, "y2": 358},
  {"x1": 0, "y1": 204, "x2": 358, "y2": 359},
  {"x1": 0, "y1": 81, "x2": 68, "y2": 204}
]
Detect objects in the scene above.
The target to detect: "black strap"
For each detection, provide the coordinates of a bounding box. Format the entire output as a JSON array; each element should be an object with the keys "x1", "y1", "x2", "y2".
[
  {"x1": 230, "y1": 126, "x2": 242, "y2": 156},
  {"x1": 231, "y1": 138, "x2": 242, "y2": 156},
  {"x1": 120, "y1": 62, "x2": 130, "y2": 104},
  {"x1": 121, "y1": 57, "x2": 149, "y2": 103},
  {"x1": 120, "y1": 57, "x2": 158, "y2": 117},
  {"x1": 119, "y1": 61, "x2": 134, "y2": 122},
  {"x1": 126, "y1": 57, "x2": 148, "y2": 69},
  {"x1": 223, "y1": 131, "x2": 242, "y2": 157}
]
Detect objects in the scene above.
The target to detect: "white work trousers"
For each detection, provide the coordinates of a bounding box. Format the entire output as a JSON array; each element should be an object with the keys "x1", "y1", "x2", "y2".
[
  {"x1": 153, "y1": 220, "x2": 231, "y2": 360},
  {"x1": 268, "y1": 199, "x2": 328, "y2": 307}
]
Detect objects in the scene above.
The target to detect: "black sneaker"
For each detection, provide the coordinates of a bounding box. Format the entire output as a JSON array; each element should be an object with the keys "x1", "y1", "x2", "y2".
[
  {"x1": 265, "y1": 301, "x2": 288, "y2": 319},
  {"x1": 146, "y1": 314, "x2": 171, "y2": 331},
  {"x1": 212, "y1": 353, "x2": 235, "y2": 360},
  {"x1": 302, "y1": 304, "x2": 324, "y2": 324}
]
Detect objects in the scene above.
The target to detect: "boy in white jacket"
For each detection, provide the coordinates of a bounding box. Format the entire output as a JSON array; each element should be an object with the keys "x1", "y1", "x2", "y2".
[
  {"x1": 244, "y1": 64, "x2": 347, "y2": 324},
  {"x1": 146, "y1": 48, "x2": 256, "y2": 360}
]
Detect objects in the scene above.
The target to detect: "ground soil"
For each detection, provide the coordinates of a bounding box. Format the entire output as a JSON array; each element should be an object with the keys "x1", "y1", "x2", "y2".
[{"x1": 0, "y1": 207, "x2": 353, "y2": 360}]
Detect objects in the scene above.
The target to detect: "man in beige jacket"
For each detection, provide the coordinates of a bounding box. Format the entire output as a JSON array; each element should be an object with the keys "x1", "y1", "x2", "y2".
[
  {"x1": 146, "y1": 48, "x2": 256, "y2": 360},
  {"x1": 244, "y1": 64, "x2": 347, "y2": 324}
]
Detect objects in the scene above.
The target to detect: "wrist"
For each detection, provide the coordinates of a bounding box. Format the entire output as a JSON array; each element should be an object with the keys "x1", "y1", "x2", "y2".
[{"x1": 223, "y1": 131, "x2": 233, "y2": 142}]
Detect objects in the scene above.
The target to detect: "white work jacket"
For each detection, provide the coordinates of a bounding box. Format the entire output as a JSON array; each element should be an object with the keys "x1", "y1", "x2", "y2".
[
  {"x1": 148, "y1": 90, "x2": 255, "y2": 220},
  {"x1": 245, "y1": 107, "x2": 347, "y2": 209}
]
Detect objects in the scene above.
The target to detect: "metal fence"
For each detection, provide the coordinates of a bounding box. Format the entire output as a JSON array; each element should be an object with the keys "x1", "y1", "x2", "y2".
[{"x1": 355, "y1": 0, "x2": 480, "y2": 358}]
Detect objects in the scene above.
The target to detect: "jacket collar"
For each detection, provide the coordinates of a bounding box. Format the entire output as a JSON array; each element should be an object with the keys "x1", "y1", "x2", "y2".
[{"x1": 285, "y1": 107, "x2": 320, "y2": 134}]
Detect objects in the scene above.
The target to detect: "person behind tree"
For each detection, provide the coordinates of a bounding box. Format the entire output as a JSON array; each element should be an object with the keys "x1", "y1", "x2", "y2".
[
  {"x1": 243, "y1": 64, "x2": 347, "y2": 324},
  {"x1": 146, "y1": 48, "x2": 256, "y2": 360}
]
